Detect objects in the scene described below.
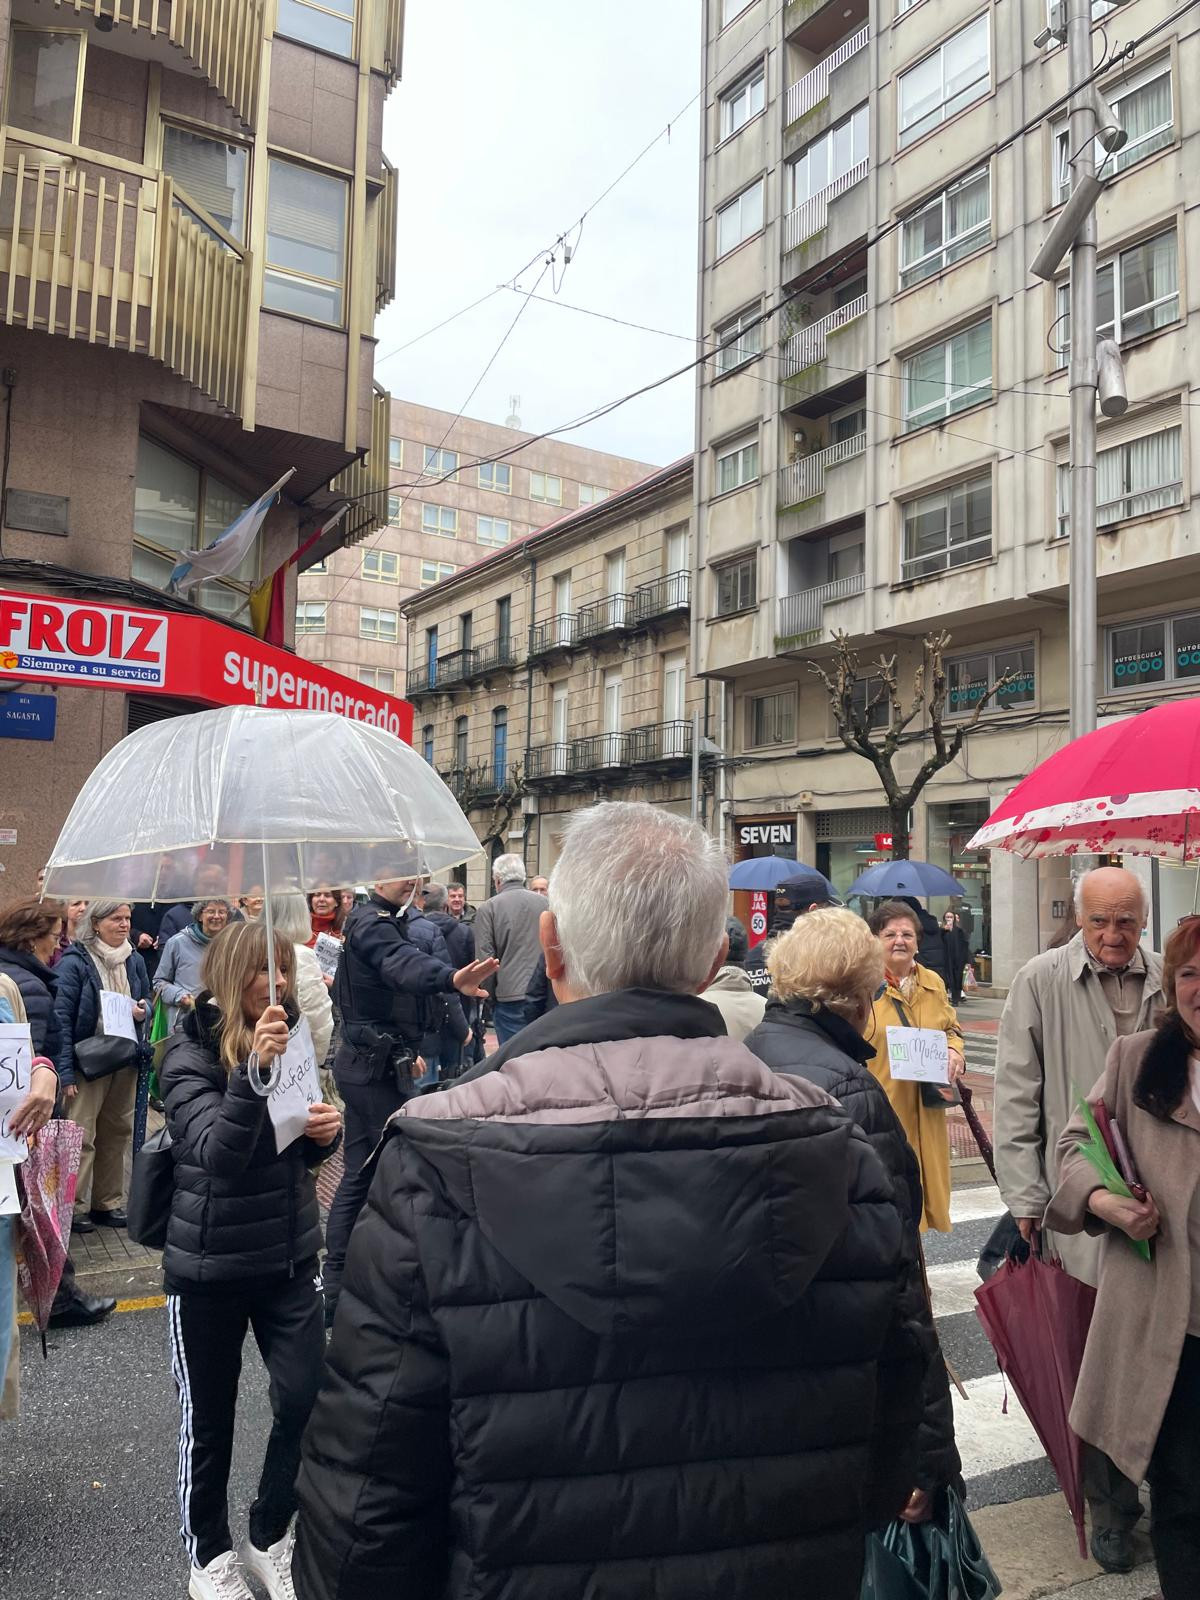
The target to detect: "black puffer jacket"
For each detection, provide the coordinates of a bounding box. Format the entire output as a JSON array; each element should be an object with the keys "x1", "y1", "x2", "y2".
[
  {"x1": 160, "y1": 998, "x2": 339, "y2": 1288},
  {"x1": 0, "y1": 945, "x2": 61, "y2": 1057},
  {"x1": 744, "y1": 997, "x2": 962, "y2": 1493},
  {"x1": 295, "y1": 990, "x2": 924, "y2": 1600}
]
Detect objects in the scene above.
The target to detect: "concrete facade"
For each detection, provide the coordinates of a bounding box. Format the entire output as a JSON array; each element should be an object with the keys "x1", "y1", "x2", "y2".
[
  {"x1": 696, "y1": 0, "x2": 1200, "y2": 982},
  {"x1": 295, "y1": 400, "x2": 657, "y2": 690},
  {"x1": 399, "y1": 459, "x2": 704, "y2": 905}
]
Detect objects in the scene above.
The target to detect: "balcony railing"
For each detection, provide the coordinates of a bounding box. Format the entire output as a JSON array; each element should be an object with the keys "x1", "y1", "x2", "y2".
[
  {"x1": 529, "y1": 613, "x2": 578, "y2": 656},
  {"x1": 40, "y1": 0, "x2": 266, "y2": 129},
  {"x1": 633, "y1": 570, "x2": 690, "y2": 623},
  {"x1": 576, "y1": 593, "x2": 633, "y2": 641},
  {"x1": 630, "y1": 720, "x2": 693, "y2": 763},
  {"x1": 785, "y1": 26, "x2": 869, "y2": 125},
  {"x1": 332, "y1": 384, "x2": 391, "y2": 545},
  {"x1": 434, "y1": 649, "x2": 473, "y2": 689},
  {"x1": 779, "y1": 432, "x2": 866, "y2": 506},
  {"x1": 525, "y1": 741, "x2": 573, "y2": 781},
  {"x1": 782, "y1": 293, "x2": 868, "y2": 377},
  {"x1": 406, "y1": 664, "x2": 433, "y2": 696},
  {"x1": 778, "y1": 571, "x2": 865, "y2": 638},
  {"x1": 471, "y1": 636, "x2": 518, "y2": 676},
  {"x1": 571, "y1": 731, "x2": 631, "y2": 771},
  {"x1": 376, "y1": 157, "x2": 397, "y2": 313},
  {"x1": 441, "y1": 762, "x2": 500, "y2": 803},
  {"x1": 0, "y1": 134, "x2": 249, "y2": 416},
  {"x1": 782, "y1": 160, "x2": 868, "y2": 252}
]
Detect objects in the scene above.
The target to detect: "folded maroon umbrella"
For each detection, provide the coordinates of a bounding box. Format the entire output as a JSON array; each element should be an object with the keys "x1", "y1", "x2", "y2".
[
  {"x1": 975, "y1": 1250, "x2": 1096, "y2": 1557},
  {"x1": 15, "y1": 1120, "x2": 84, "y2": 1342}
]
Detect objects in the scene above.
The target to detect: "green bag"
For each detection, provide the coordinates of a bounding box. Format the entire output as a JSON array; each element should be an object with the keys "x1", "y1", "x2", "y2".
[
  {"x1": 862, "y1": 1531, "x2": 926, "y2": 1599},
  {"x1": 874, "y1": 1487, "x2": 1002, "y2": 1600},
  {"x1": 148, "y1": 996, "x2": 171, "y2": 1100}
]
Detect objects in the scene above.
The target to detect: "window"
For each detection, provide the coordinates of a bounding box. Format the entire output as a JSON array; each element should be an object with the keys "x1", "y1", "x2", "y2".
[
  {"x1": 426, "y1": 626, "x2": 438, "y2": 676},
  {"x1": 665, "y1": 524, "x2": 688, "y2": 574},
  {"x1": 1056, "y1": 422, "x2": 1183, "y2": 535},
  {"x1": 578, "y1": 484, "x2": 611, "y2": 506},
  {"x1": 715, "y1": 433, "x2": 759, "y2": 494},
  {"x1": 788, "y1": 106, "x2": 869, "y2": 207},
  {"x1": 389, "y1": 436, "x2": 403, "y2": 468},
  {"x1": 902, "y1": 319, "x2": 991, "y2": 432},
  {"x1": 421, "y1": 724, "x2": 434, "y2": 764},
  {"x1": 899, "y1": 16, "x2": 990, "y2": 148},
  {"x1": 492, "y1": 707, "x2": 509, "y2": 787},
  {"x1": 7, "y1": 27, "x2": 83, "y2": 143},
  {"x1": 715, "y1": 556, "x2": 757, "y2": 615},
  {"x1": 361, "y1": 548, "x2": 399, "y2": 582},
  {"x1": 496, "y1": 596, "x2": 512, "y2": 643},
  {"x1": 529, "y1": 472, "x2": 562, "y2": 504},
  {"x1": 277, "y1": 0, "x2": 354, "y2": 55},
  {"x1": 831, "y1": 402, "x2": 866, "y2": 444},
  {"x1": 828, "y1": 527, "x2": 865, "y2": 582},
  {"x1": 420, "y1": 561, "x2": 455, "y2": 587},
  {"x1": 720, "y1": 65, "x2": 766, "y2": 140},
  {"x1": 359, "y1": 606, "x2": 398, "y2": 641},
  {"x1": 387, "y1": 494, "x2": 401, "y2": 526},
  {"x1": 553, "y1": 572, "x2": 572, "y2": 643},
  {"x1": 133, "y1": 435, "x2": 254, "y2": 618},
  {"x1": 603, "y1": 668, "x2": 623, "y2": 733},
  {"x1": 161, "y1": 125, "x2": 249, "y2": 242},
  {"x1": 360, "y1": 666, "x2": 396, "y2": 693},
  {"x1": 454, "y1": 715, "x2": 469, "y2": 769},
  {"x1": 460, "y1": 611, "x2": 473, "y2": 652},
  {"x1": 748, "y1": 689, "x2": 795, "y2": 747},
  {"x1": 308, "y1": 556, "x2": 328, "y2": 573},
  {"x1": 947, "y1": 645, "x2": 1035, "y2": 717},
  {"x1": 716, "y1": 178, "x2": 765, "y2": 257},
  {"x1": 1055, "y1": 230, "x2": 1178, "y2": 357},
  {"x1": 478, "y1": 516, "x2": 512, "y2": 546},
  {"x1": 295, "y1": 602, "x2": 327, "y2": 634},
  {"x1": 265, "y1": 158, "x2": 348, "y2": 324},
  {"x1": 663, "y1": 651, "x2": 687, "y2": 724},
  {"x1": 550, "y1": 684, "x2": 569, "y2": 747},
  {"x1": 479, "y1": 461, "x2": 511, "y2": 493},
  {"x1": 421, "y1": 504, "x2": 458, "y2": 536},
  {"x1": 900, "y1": 167, "x2": 990, "y2": 288},
  {"x1": 1053, "y1": 58, "x2": 1172, "y2": 204},
  {"x1": 850, "y1": 678, "x2": 890, "y2": 731},
  {"x1": 714, "y1": 305, "x2": 763, "y2": 375},
  {"x1": 1107, "y1": 610, "x2": 1200, "y2": 693},
  {"x1": 424, "y1": 445, "x2": 458, "y2": 476},
  {"x1": 902, "y1": 473, "x2": 992, "y2": 580},
  {"x1": 721, "y1": 0, "x2": 754, "y2": 23}
]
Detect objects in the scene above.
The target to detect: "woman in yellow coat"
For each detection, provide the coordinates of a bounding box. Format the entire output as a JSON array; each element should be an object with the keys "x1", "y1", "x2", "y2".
[{"x1": 864, "y1": 899, "x2": 966, "y2": 1232}]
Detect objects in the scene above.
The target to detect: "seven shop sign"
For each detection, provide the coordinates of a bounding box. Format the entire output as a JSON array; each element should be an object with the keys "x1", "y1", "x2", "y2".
[{"x1": 736, "y1": 821, "x2": 796, "y2": 850}]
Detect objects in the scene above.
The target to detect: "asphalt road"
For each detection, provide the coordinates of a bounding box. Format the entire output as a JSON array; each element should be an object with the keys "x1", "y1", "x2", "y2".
[{"x1": 1, "y1": 1303, "x2": 271, "y2": 1600}]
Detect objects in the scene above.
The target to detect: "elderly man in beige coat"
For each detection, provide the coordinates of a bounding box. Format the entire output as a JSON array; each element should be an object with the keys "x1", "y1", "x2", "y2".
[{"x1": 995, "y1": 864, "x2": 1163, "y2": 1574}]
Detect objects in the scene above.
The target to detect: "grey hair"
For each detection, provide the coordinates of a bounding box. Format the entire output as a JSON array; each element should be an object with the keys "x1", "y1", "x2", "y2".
[
  {"x1": 191, "y1": 898, "x2": 230, "y2": 923},
  {"x1": 269, "y1": 893, "x2": 314, "y2": 947},
  {"x1": 550, "y1": 802, "x2": 727, "y2": 996},
  {"x1": 1073, "y1": 868, "x2": 1148, "y2": 921},
  {"x1": 423, "y1": 882, "x2": 448, "y2": 912},
  {"x1": 77, "y1": 898, "x2": 130, "y2": 943},
  {"x1": 492, "y1": 853, "x2": 527, "y2": 886}
]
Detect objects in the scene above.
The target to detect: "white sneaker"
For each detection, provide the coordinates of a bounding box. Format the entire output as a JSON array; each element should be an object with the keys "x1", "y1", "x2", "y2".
[
  {"x1": 243, "y1": 1529, "x2": 297, "y2": 1600},
  {"x1": 188, "y1": 1551, "x2": 254, "y2": 1600}
]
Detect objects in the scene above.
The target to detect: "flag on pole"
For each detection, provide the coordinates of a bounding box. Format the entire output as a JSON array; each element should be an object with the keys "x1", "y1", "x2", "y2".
[
  {"x1": 168, "y1": 468, "x2": 296, "y2": 594},
  {"x1": 247, "y1": 503, "x2": 350, "y2": 645}
]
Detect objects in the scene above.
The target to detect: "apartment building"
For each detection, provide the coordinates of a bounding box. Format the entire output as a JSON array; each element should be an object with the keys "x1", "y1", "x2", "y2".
[
  {"x1": 0, "y1": 0, "x2": 403, "y2": 887},
  {"x1": 696, "y1": 0, "x2": 1198, "y2": 982},
  {"x1": 400, "y1": 458, "x2": 707, "y2": 903},
  {"x1": 295, "y1": 400, "x2": 656, "y2": 691}
]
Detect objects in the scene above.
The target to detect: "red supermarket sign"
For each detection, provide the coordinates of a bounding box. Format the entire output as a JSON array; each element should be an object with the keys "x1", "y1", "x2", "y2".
[{"x1": 0, "y1": 587, "x2": 412, "y2": 741}]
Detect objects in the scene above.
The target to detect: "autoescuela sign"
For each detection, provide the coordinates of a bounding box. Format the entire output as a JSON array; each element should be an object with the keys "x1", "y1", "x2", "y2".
[{"x1": 0, "y1": 587, "x2": 413, "y2": 741}]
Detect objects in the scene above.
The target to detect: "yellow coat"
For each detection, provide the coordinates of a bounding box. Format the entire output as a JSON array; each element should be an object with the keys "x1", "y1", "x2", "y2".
[{"x1": 865, "y1": 963, "x2": 965, "y2": 1233}]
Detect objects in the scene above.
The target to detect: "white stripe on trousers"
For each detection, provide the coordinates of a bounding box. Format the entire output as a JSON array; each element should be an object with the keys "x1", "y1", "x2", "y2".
[{"x1": 167, "y1": 1294, "x2": 198, "y2": 1562}]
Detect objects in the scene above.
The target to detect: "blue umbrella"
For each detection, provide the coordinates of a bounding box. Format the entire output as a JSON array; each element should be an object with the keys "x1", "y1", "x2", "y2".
[
  {"x1": 728, "y1": 856, "x2": 816, "y2": 890},
  {"x1": 846, "y1": 860, "x2": 964, "y2": 898}
]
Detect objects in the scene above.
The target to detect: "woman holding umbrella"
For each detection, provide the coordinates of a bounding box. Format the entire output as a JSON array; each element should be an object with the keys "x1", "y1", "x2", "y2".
[
  {"x1": 1046, "y1": 918, "x2": 1200, "y2": 1599},
  {"x1": 864, "y1": 900, "x2": 967, "y2": 1233}
]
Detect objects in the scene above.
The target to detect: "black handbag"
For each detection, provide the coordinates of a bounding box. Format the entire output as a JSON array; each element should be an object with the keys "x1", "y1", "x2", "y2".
[
  {"x1": 73, "y1": 1032, "x2": 138, "y2": 1082},
  {"x1": 127, "y1": 1122, "x2": 174, "y2": 1248},
  {"x1": 887, "y1": 996, "x2": 962, "y2": 1109}
]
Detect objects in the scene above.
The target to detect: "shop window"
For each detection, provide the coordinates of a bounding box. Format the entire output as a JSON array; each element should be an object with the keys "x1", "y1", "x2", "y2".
[
  {"x1": 947, "y1": 644, "x2": 1035, "y2": 717},
  {"x1": 133, "y1": 435, "x2": 254, "y2": 619},
  {"x1": 277, "y1": 0, "x2": 355, "y2": 57},
  {"x1": 1108, "y1": 609, "x2": 1200, "y2": 693},
  {"x1": 265, "y1": 158, "x2": 348, "y2": 325},
  {"x1": 161, "y1": 124, "x2": 249, "y2": 241},
  {"x1": 7, "y1": 27, "x2": 84, "y2": 144},
  {"x1": 927, "y1": 800, "x2": 992, "y2": 954}
]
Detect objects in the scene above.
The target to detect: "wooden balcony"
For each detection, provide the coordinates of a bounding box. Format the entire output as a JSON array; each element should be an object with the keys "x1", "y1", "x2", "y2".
[
  {"x1": 0, "y1": 131, "x2": 249, "y2": 416},
  {"x1": 332, "y1": 384, "x2": 391, "y2": 546},
  {"x1": 36, "y1": 0, "x2": 266, "y2": 130}
]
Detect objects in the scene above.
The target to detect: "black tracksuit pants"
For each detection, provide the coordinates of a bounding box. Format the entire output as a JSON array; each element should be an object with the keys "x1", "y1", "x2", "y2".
[
  {"x1": 1148, "y1": 1334, "x2": 1200, "y2": 1599},
  {"x1": 323, "y1": 1051, "x2": 413, "y2": 1313},
  {"x1": 167, "y1": 1271, "x2": 325, "y2": 1569}
]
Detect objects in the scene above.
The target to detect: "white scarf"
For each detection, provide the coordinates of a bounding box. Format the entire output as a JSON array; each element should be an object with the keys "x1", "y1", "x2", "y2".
[{"x1": 85, "y1": 938, "x2": 133, "y2": 998}]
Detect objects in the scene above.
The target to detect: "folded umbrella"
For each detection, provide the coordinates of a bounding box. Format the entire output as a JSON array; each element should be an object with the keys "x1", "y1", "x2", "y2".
[{"x1": 15, "y1": 1119, "x2": 83, "y2": 1344}]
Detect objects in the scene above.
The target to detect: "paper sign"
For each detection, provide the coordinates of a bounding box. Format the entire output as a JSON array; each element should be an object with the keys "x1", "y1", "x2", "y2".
[
  {"x1": 885, "y1": 1025, "x2": 950, "y2": 1085},
  {"x1": 267, "y1": 1017, "x2": 321, "y2": 1154},
  {"x1": 100, "y1": 990, "x2": 138, "y2": 1042},
  {"x1": 313, "y1": 932, "x2": 343, "y2": 980},
  {"x1": 0, "y1": 1021, "x2": 34, "y2": 1163},
  {"x1": 0, "y1": 1159, "x2": 19, "y2": 1214}
]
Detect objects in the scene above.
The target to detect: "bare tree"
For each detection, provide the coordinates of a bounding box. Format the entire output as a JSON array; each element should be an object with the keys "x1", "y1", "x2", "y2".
[{"x1": 810, "y1": 630, "x2": 1017, "y2": 861}]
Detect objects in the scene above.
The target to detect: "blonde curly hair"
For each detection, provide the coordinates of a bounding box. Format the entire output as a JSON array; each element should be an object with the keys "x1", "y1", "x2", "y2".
[{"x1": 765, "y1": 906, "x2": 884, "y2": 1024}]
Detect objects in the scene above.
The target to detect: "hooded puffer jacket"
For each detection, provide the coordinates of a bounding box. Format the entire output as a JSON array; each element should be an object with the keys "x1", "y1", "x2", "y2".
[
  {"x1": 294, "y1": 990, "x2": 924, "y2": 1600},
  {"x1": 160, "y1": 998, "x2": 340, "y2": 1288},
  {"x1": 744, "y1": 997, "x2": 962, "y2": 1493},
  {"x1": 0, "y1": 945, "x2": 61, "y2": 1057}
]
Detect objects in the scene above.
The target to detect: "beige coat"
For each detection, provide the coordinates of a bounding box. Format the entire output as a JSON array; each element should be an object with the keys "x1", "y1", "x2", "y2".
[
  {"x1": 994, "y1": 933, "x2": 1163, "y2": 1285},
  {"x1": 1045, "y1": 1028, "x2": 1200, "y2": 1484},
  {"x1": 701, "y1": 966, "x2": 767, "y2": 1042}
]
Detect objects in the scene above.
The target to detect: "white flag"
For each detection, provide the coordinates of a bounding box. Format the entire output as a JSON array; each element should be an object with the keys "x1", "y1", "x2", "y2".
[{"x1": 169, "y1": 468, "x2": 296, "y2": 593}]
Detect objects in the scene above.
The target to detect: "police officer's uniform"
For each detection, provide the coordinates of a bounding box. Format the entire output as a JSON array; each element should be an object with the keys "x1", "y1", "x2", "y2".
[{"x1": 323, "y1": 892, "x2": 459, "y2": 1307}]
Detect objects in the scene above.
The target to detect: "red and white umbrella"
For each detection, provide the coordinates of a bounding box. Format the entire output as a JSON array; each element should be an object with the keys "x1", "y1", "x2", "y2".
[{"x1": 969, "y1": 698, "x2": 1200, "y2": 860}]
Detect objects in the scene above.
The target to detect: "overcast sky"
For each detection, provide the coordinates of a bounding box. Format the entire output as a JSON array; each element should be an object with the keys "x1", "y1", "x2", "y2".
[{"x1": 374, "y1": 0, "x2": 701, "y2": 470}]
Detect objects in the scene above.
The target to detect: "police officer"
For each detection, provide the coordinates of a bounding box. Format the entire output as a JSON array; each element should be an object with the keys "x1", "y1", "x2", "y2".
[{"x1": 322, "y1": 877, "x2": 496, "y2": 1316}]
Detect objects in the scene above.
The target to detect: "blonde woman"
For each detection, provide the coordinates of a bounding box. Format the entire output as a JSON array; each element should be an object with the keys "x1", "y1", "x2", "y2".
[
  {"x1": 744, "y1": 907, "x2": 960, "y2": 1523},
  {"x1": 160, "y1": 921, "x2": 341, "y2": 1600}
]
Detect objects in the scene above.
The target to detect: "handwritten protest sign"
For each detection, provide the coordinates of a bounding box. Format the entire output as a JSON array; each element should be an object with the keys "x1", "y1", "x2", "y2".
[
  {"x1": 267, "y1": 1016, "x2": 321, "y2": 1154},
  {"x1": 100, "y1": 990, "x2": 138, "y2": 1042},
  {"x1": 313, "y1": 932, "x2": 342, "y2": 981},
  {"x1": 885, "y1": 1025, "x2": 950, "y2": 1085},
  {"x1": 0, "y1": 1021, "x2": 34, "y2": 1163}
]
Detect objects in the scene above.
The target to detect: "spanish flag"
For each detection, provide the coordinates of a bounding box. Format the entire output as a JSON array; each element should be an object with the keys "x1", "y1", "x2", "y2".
[{"x1": 249, "y1": 504, "x2": 349, "y2": 644}]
